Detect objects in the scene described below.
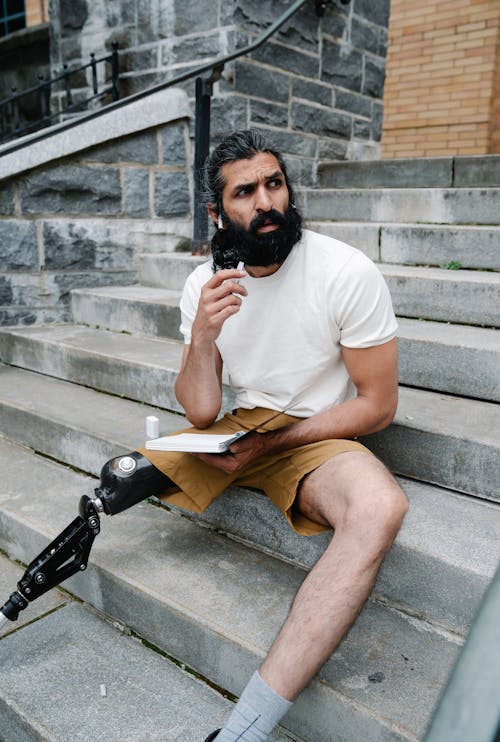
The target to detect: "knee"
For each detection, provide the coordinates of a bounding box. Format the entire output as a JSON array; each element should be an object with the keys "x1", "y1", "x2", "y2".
[
  {"x1": 371, "y1": 485, "x2": 408, "y2": 539},
  {"x1": 345, "y1": 482, "x2": 408, "y2": 556}
]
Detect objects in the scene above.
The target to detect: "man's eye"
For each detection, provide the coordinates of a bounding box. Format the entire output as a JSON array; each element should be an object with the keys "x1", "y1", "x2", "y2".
[
  {"x1": 236, "y1": 187, "x2": 251, "y2": 197},
  {"x1": 269, "y1": 179, "x2": 283, "y2": 188}
]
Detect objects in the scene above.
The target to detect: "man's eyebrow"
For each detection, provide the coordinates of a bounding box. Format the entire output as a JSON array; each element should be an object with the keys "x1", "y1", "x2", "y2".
[{"x1": 231, "y1": 170, "x2": 284, "y2": 193}]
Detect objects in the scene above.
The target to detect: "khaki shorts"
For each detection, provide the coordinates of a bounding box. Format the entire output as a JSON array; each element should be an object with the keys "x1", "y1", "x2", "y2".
[{"x1": 137, "y1": 407, "x2": 371, "y2": 536}]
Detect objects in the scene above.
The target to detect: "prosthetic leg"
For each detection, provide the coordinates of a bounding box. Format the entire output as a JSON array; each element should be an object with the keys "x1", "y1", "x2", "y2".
[{"x1": 0, "y1": 452, "x2": 172, "y2": 630}]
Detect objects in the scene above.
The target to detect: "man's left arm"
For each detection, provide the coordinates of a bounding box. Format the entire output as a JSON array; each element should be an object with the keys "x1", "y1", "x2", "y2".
[{"x1": 194, "y1": 338, "x2": 398, "y2": 473}]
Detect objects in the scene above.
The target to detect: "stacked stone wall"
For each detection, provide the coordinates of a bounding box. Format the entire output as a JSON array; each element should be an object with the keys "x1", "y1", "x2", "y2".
[
  {"x1": 47, "y1": 0, "x2": 390, "y2": 174},
  {"x1": 0, "y1": 118, "x2": 192, "y2": 326}
]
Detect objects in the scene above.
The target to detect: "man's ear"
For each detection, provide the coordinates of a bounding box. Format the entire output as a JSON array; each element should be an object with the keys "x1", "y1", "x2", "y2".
[{"x1": 208, "y1": 203, "x2": 219, "y2": 228}]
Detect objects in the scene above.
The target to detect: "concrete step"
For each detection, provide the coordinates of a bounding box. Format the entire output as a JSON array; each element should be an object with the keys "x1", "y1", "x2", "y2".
[
  {"x1": 133, "y1": 254, "x2": 500, "y2": 327},
  {"x1": 1, "y1": 553, "x2": 256, "y2": 742},
  {"x1": 307, "y1": 222, "x2": 500, "y2": 272},
  {"x1": 397, "y1": 318, "x2": 499, "y2": 402},
  {"x1": 0, "y1": 323, "x2": 193, "y2": 413},
  {"x1": 0, "y1": 553, "x2": 68, "y2": 639},
  {"x1": 139, "y1": 251, "x2": 206, "y2": 291},
  {"x1": 382, "y1": 264, "x2": 500, "y2": 327},
  {"x1": 71, "y1": 284, "x2": 183, "y2": 340},
  {"x1": 0, "y1": 435, "x2": 469, "y2": 741},
  {"x1": 0, "y1": 326, "x2": 498, "y2": 499},
  {"x1": 0, "y1": 364, "x2": 498, "y2": 636},
  {"x1": 362, "y1": 386, "x2": 500, "y2": 503},
  {"x1": 317, "y1": 155, "x2": 500, "y2": 189},
  {"x1": 302, "y1": 187, "x2": 500, "y2": 225},
  {"x1": 69, "y1": 285, "x2": 500, "y2": 402}
]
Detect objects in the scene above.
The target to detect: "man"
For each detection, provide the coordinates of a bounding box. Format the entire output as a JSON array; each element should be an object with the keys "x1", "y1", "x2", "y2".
[{"x1": 139, "y1": 129, "x2": 408, "y2": 741}]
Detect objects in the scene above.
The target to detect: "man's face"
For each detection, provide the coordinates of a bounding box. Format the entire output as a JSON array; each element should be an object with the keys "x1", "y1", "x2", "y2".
[
  {"x1": 219, "y1": 152, "x2": 289, "y2": 232},
  {"x1": 209, "y1": 150, "x2": 302, "y2": 272}
]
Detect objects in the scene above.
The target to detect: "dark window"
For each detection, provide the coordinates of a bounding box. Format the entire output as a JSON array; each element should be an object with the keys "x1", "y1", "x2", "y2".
[{"x1": 0, "y1": 0, "x2": 26, "y2": 37}]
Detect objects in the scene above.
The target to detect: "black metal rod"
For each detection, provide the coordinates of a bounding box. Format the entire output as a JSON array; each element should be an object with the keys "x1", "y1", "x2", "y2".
[
  {"x1": 0, "y1": 51, "x2": 116, "y2": 107},
  {"x1": 11, "y1": 89, "x2": 20, "y2": 132},
  {"x1": 91, "y1": 53, "x2": 98, "y2": 95},
  {"x1": 192, "y1": 76, "x2": 212, "y2": 253},
  {"x1": 64, "y1": 65, "x2": 73, "y2": 107},
  {"x1": 39, "y1": 76, "x2": 47, "y2": 119},
  {"x1": 111, "y1": 41, "x2": 120, "y2": 101},
  {"x1": 0, "y1": 0, "x2": 317, "y2": 156}
]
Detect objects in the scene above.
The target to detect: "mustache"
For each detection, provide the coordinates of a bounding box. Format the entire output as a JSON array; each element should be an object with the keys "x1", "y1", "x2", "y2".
[{"x1": 249, "y1": 209, "x2": 287, "y2": 234}]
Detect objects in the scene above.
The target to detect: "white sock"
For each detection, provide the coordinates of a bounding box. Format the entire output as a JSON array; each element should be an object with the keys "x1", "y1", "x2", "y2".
[{"x1": 216, "y1": 671, "x2": 293, "y2": 742}]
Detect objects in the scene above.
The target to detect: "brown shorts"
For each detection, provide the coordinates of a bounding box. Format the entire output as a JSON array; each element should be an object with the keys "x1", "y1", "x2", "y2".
[{"x1": 137, "y1": 407, "x2": 371, "y2": 536}]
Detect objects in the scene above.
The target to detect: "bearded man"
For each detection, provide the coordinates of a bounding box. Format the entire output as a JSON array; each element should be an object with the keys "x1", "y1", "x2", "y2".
[{"x1": 138, "y1": 129, "x2": 408, "y2": 742}]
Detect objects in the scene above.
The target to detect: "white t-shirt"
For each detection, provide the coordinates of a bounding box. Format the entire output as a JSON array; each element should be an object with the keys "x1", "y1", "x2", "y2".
[{"x1": 179, "y1": 229, "x2": 397, "y2": 418}]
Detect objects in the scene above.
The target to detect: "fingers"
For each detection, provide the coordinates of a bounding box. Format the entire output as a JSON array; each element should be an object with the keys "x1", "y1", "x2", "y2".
[
  {"x1": 206, "y1": 281, "x2": 247, "y2": 302},
  {"x1": 192, "y1": 268, "x2": 248, "y2": 344},
  {"x1": 205, "y1": 267, "x2": 247, "y2": 288},
  {"x1": 191, "y1": 452, "x2": 238, "y2": 473}
]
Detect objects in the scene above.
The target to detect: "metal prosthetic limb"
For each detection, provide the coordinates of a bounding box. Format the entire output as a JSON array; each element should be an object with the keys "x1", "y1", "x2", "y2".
[{"x1": 0, "y1": 452, "x2": 172, "y2": 630}]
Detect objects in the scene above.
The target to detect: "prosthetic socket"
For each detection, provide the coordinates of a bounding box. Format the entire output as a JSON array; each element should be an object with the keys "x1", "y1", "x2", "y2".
[{"x1": 0, "y1": 452, "x2": 172, "y2": 626}]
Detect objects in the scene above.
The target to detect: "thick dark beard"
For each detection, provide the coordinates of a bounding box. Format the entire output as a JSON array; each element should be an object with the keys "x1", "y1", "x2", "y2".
[{"x1": 211, "y1": 203, "x2": 302, "y2": 271}]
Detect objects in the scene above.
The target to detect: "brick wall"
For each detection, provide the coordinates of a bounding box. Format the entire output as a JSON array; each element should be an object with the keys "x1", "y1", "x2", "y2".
[
  {"x1": 491, "y1": 23, "x2": 500, "y2": 153},
  {"x1": 25, "y1": 0, "x2": 48, "y2": 27},
  {"x1": 381, "y1": 0, "x2": 500, "y2": 158}
]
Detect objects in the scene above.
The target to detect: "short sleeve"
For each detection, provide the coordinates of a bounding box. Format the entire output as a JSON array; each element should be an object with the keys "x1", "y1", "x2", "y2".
[
  {"x1": 331, "y1": 252, "x2": 398, "y2": 348},
  {"x1": 179, "y1": 262, "x2": 212, "y2": 344}
]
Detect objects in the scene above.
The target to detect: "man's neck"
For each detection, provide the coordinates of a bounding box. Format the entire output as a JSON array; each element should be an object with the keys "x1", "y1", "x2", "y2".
[{"x1": 244, "y1": 262, "x2": 283, "y2": 278}]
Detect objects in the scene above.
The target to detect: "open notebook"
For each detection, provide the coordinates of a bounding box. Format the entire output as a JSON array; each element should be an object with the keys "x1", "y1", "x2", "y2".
[
  {"x1": 145, "y1": 408, "x2": 289, "y2": 454},
  {"x1": 145, "y1": 430, "x2": 248, "y2": 454}
]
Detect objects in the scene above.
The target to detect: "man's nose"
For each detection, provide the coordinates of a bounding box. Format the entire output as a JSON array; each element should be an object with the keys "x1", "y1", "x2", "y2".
[{"x1": 255, "y1": 186, "x2": 273, "y2": 212}]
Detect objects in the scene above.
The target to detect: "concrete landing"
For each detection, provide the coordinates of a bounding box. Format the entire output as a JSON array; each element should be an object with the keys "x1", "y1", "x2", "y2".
[{"x1": 1, "y1": 599, "x2": 284, "y2": 742}]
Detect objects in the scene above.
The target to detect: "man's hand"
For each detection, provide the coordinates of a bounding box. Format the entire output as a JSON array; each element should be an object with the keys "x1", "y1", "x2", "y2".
[
  {"x1": 191, "y1": 267, "x2": 247, "y2": 346},
  {"x1": 192, "y1": 431, "x2": 268, "y2": 473},
  {"x1": 175, "y1": 267, "x2": 247, "y2": 429}
]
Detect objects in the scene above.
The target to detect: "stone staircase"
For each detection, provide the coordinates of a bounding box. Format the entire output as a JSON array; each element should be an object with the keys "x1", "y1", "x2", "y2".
[{"x1": 0, "y1": 156, "x2": 499, "y2": 742}]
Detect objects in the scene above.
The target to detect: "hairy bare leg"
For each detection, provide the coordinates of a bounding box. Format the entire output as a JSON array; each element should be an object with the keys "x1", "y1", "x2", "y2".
[{"x1": 259, "y1": 451, "x2": 408, "y2": 700}]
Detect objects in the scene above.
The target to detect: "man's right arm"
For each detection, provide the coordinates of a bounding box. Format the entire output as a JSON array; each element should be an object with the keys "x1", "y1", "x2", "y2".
[{"x1": 174, "y1": 267, "x2": 247, "y2": 428}]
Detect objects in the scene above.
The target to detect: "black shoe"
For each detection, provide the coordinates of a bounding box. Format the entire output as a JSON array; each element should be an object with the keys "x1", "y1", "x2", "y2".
[{"x1": 204, "y1": 731, "x2": 220, "y2": 742}]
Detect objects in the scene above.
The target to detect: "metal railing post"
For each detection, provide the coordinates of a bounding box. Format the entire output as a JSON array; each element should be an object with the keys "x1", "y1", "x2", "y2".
[
  {"x1": 1, "y1": 0, "x2": 353, "y2": 153},
  {"x1": 63, "y1": 65, "x2": 73, "y2": 108},
  {"x1": 91, "y1": 53, "x2": 98, "y2": 95},
  {"x1": 192, "y1": 76, "x2": 212, "y2": 253},
  {"x1": 111, "y1": 42, "x2": 120, "y2": 101}
]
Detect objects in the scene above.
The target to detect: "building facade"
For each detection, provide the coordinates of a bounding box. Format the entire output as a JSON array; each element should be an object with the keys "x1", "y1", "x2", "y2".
[{"x1": 381, "y1": 0, "x2": 500, "y2": 157}]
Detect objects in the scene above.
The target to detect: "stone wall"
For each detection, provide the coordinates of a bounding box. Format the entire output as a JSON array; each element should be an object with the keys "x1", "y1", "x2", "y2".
[
  {"x1": 47, "y1": 0, "x2": 390, "y2": 172},
  {"x1": 0, "y1": 108, "x2": 192, "y2": 326}
]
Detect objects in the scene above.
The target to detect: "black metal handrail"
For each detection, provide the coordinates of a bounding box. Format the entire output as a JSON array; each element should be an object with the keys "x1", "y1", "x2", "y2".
[
  {"x1": 0, "y1": 42, "x2": 119, "y2": 144},
  {"x1": 0, "y1": 0, "x2": 350, "y2": 246}
]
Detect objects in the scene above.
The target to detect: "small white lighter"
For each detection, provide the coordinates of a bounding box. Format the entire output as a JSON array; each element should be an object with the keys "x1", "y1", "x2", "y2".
[
  {"x1": 234, "y1": 260, "x2": 245, "y2": 287},
  {"x1": 146, "y1": 415, "x2": 159, "y2": 439}
]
